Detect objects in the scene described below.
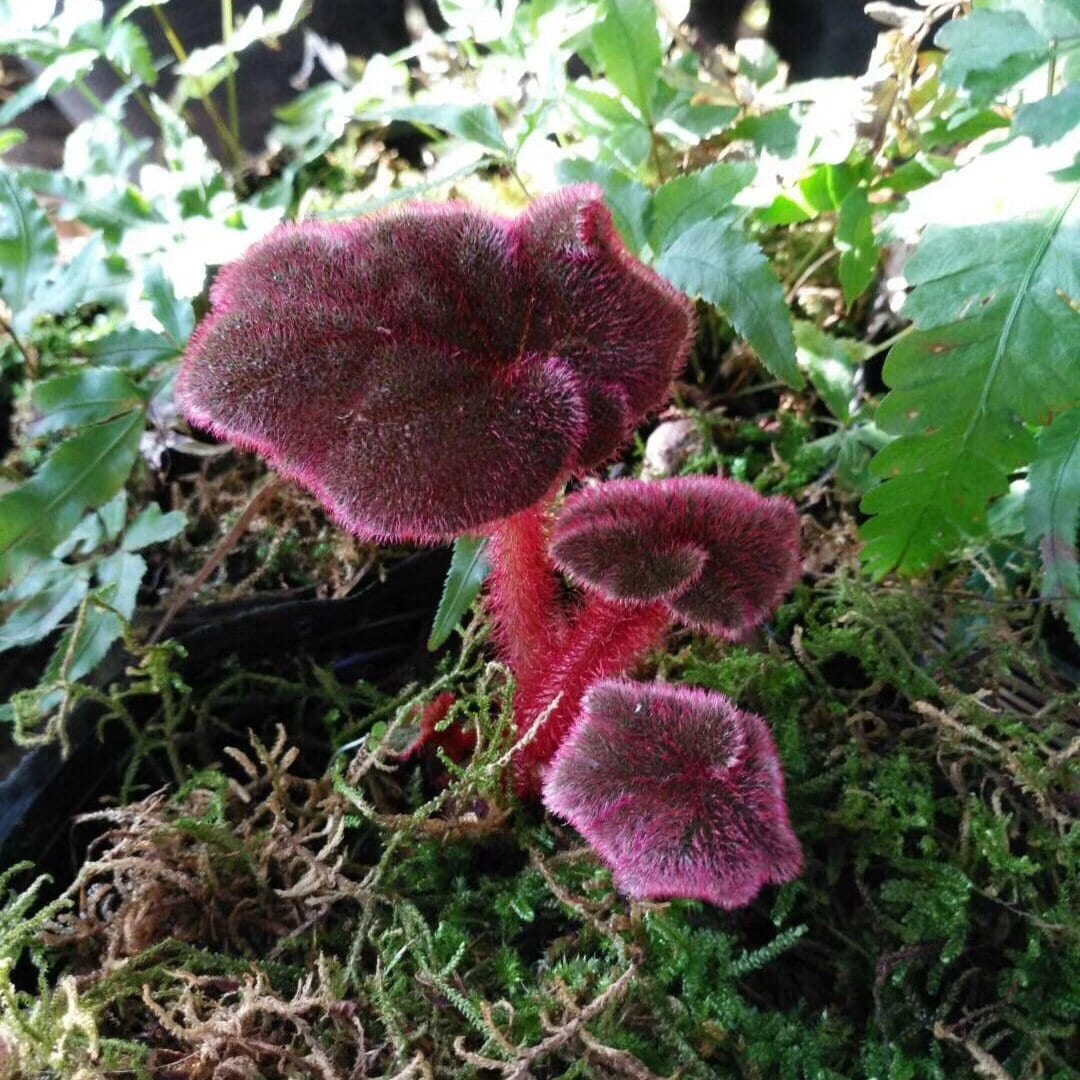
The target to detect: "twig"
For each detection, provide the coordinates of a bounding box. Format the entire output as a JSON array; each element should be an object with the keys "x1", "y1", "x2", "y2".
[
  {"x1": 784, "y1": 228, "x2": 830, "y2": 299},
  {"x1": 150, "y1": 2, "x2": 244, "y2": 167},
  {"x1": 150, "y1": 474, "x2": 284, "y2": 643},
  {"x1": 220, "y1": 0, "x2": 241, "y2": 145},
  {"x1": 786, "y1": 246, "x2": 839, "y2": 302},
  {"x1": 454, "y1": 956, "x2": 644, "y2": 1078},
  {"x1": 333, "y1": 547, "x2": 378, "y2": 599},
  {"x1": 579, "y1": 1030, "x2": 670, "y2": 1080},
  {"x1": 933, "y1": 1021, "x2": 1014, "y2": 1080},
  {"x1": 0, "y1": 313, "x2": 34, "y2": 374},
  {"x1": 861, "y1": 323, "x2": 914, "y2": 360},
  {"x1": 371, "y1": 806, "x2": 511, "y2": 839},
  {"x1": 529, "y1": 849, "x2": 613, "y2": 934},
  {"x1": 649, "y1": 128, "x2": 667, "y2": 184},
  {"x1": 385, "y1": 1053, "x2": 434, "y2": 1080},
  {"x1": 508, "y1": 162, "x2": 532, "y2": 200},
  {"x1": 913, "y1": 701, "x2": 1072, "y2": 831}
]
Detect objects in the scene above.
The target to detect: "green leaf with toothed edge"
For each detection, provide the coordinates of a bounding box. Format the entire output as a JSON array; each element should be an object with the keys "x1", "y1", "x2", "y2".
[
  {"x1": 649, "y1": 162, "x2": 756, "y2": 255},
  {"x1": 654, "y1": 215, "x2": 802, "y2": 389},
  {"x1": 370, "y1": 104, "x2": 510, "y2": 156},
  {"x1": 0, "y1": 409, "x2": 146, "y2": 577},
  {"x1": 860, "y1": 175, "x2": 1080, "y2": 579},
  {"x1": 428, "y1": 536, "x2": 491, "y2": 652},
  {"x1": 0, "y1": 561, "x2": 90, "y2": 653}
]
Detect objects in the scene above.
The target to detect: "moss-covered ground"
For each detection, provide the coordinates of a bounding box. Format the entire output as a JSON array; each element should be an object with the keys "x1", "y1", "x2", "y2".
[{"x1": 0, "y1": 446, "x2": 1075, "y2": 1078}]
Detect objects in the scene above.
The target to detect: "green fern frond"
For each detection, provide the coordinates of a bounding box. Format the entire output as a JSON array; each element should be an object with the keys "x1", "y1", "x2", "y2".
[{"x1": 861, "y1": 162, "x2": 1079, "y2": 577}]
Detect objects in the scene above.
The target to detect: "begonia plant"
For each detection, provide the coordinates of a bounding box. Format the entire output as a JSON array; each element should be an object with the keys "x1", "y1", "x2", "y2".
[
  {"x1": 177, "y1": 185, "x2": 693, "y2": 544},
  {"x1": 177, "y1": 185, "x2": 804, "y2": 910},
  {"x1": 512, "y1": 476, "x2": 802, "y2": 790}
]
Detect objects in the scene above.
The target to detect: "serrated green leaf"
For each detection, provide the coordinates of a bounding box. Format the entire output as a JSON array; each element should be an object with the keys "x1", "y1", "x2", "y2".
[
  {"x1": 373, "y1": 104, "x2": 509, "y2": 156},
  {"x1": 0, "y1": 168, "x2": 56, "y2": 317},
  {"x1": 0, "y1": 50, "x2": 98, "y2": 126},
  {"x1": 731, "y1": 108, "x2": 800, "y2": 159},
  {"x1": 31, "y1": 368, "x2": 145, "y2": 435},
  {"x1": 122, "y1": 505, "x2": 186, "y2": 551},
  {"x1": 592, "y1": 0, "x2": 662, "y2": 120},
  {"x1": 0, "y1": 409, "x2": 146, "y2": 574},
  {"x1": 13, "y1": 236, "x2": 125, "y2": 335},
  {"x1": 794, "y1": 321, "x2": 867, "y2": 423},
  {"x1": 735, "y1": 37, "x2": 779, "y2": 87},
  {"x1": 657, "y1": 102, "x2": 738, "y2": 142},
  {"x1": 836, "y1": 188, "x2": 878, "y2": 307},
  {"x1": 556, "y1": 158, "x2": 652, "y2": 254},
  {"x1": 563, "y1": 85, "x2": 654, "y2": 170},
  {"x1": 21, "y1": 168, "x2": 159, "y2": 235},
  {"x1": 99, "y1": 491, "x2": 128, "y2": 542},
  {"x1": 51, "y1": 494, "x2": 127, "y2": 559},
  {"x1": 53, "y1": 511, "x2": 105, "y2": 560},
  {"x1": 272, "y1": 80, "x2": 357, "y2": 156},
  {"x1": 860, "y1": 179, "x2": 1080, "y2": 577},
  {"x1": 936, "y1": 9, "x2": 1048, "y2": 101},
  {"x1": 654, "y1": 216, "x2": 802, "y2": 388},
  {"x1": 84, "y1": 327, "x2": 181, "y2": 370},
  {"x1": 651, "y1": 60, "x2": 738, "y2": 143},
  {"x1": 0, "y1": 560, "x2": 89, "y2": 652},
  {"x1": 1026, "y1": 409, "x2": 1080, "y2": 641},
  {"x1": 650, "y1": 162, "x2": 756, "y2": 255},
  {"x1": 104, "y1": 19, "x2": 157, "y2": 85},
  {"x1": 428, "y1": 536, "x2": 491, "y2": 652},
  {"x1": 1014, "y1": 84, "x2": 1080, "y2": 147},
  {"x1": 144, "y1": 265, "x2": 194, "y2": 347},
  {"x1": 46, "y1": 551, "x2": 145, "y2": 684}
]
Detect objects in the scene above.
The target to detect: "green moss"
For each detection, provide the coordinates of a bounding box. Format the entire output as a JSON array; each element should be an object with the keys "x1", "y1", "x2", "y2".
[{"x1": 0, "y1": 572, "x2": 1074, "y2": 1078}]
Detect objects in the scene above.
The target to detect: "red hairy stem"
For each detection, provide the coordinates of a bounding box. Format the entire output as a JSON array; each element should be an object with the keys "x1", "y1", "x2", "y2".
[
  {"x1": 485, "y1": 501, "x2": 566, "y2": 685},
  {"x1": 513, "y1": 596, "x2": 670, "y2": 795}
]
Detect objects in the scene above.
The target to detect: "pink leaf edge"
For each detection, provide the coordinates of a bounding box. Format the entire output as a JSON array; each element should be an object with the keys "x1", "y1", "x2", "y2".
[
  {"x1": 542, "y1": 678, "x2": 803, "y2": 909},
  {"x1": 550, "y1": 476, "x2": 802, "y2": 640},
  {"x1": 176, "y1": 186, "x2": 695, "y2": 544}
]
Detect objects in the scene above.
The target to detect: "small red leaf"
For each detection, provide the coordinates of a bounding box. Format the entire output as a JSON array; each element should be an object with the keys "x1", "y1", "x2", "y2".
[
  {"x1": 543, "y1": 678, "x2": 803, "y2": 908},
  {"x1": 550, "y1": 477, "x2": 801, "y2": 639}
]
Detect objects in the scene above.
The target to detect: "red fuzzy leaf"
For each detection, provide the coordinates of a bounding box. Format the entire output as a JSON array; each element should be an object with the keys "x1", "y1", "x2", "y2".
[
  {"x1": 177, "y1": 187, "x2": 694, "y2": 543},
  {"x1": 542, "y1": 678, "x2": 803, "y2": 908},
  {"x1": 550, "y1": 477, "x2": 801, "y2": 639}
]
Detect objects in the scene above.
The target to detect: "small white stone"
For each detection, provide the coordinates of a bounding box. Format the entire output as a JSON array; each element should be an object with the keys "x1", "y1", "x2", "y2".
[{"x1": 641, "y1": 418, "x2": 706, "y2": 480}]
